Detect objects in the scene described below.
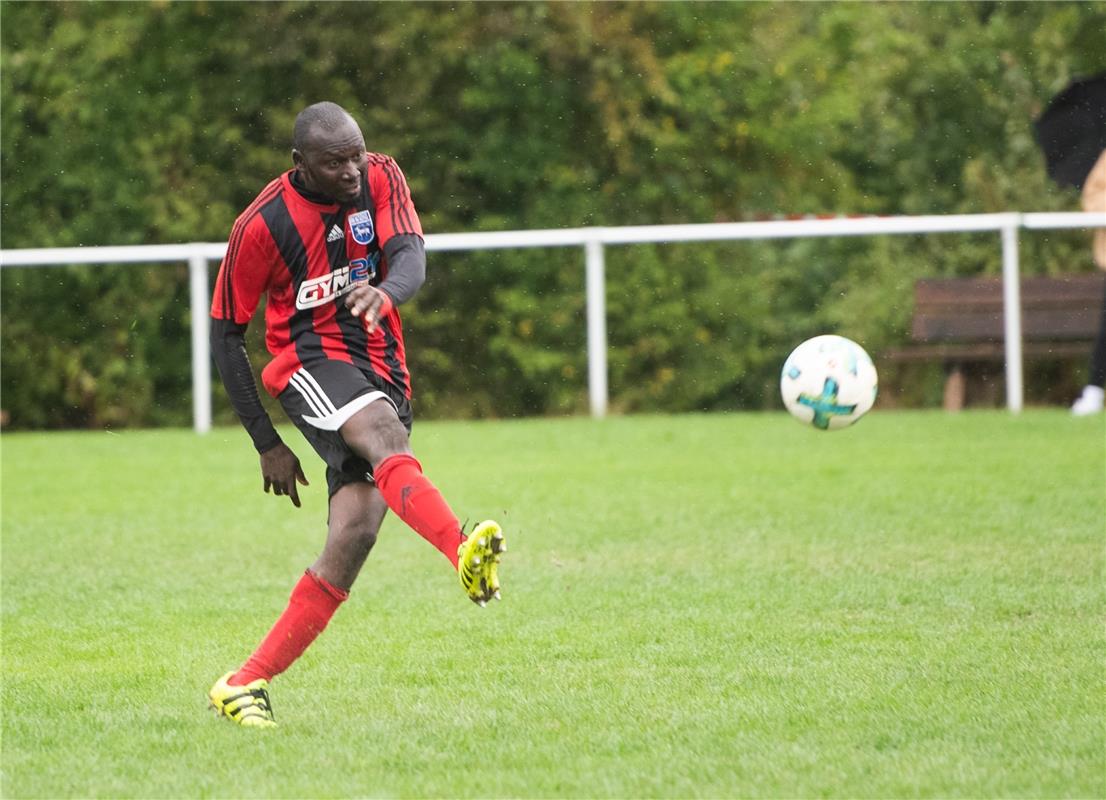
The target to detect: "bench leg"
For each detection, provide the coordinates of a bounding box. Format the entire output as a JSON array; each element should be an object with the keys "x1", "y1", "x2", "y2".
[{"x1": 943, "y1": 365, "x2": 966, "y2": 412}]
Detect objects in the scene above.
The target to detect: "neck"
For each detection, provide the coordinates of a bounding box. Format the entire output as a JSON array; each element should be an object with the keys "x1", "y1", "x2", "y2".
[{"x1": 291, "y1": 169, "x2": 335, "y2": 204}]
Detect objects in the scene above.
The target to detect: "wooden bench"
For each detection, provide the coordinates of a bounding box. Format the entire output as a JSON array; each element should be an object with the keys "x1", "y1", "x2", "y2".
[{"x1": 885, "y1": 273, "x2": 1104, "y2": 410}]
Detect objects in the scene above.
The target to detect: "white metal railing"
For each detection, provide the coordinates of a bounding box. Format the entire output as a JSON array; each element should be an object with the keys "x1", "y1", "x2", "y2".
[{"x1": 2, "y1": 212, "x2": 1104, "y2": 430}]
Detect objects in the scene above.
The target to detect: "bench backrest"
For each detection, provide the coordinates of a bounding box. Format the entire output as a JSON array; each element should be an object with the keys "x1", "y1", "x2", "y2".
[{"x1": 912, "y1": 274, "x2": 1105, "y2": 343}]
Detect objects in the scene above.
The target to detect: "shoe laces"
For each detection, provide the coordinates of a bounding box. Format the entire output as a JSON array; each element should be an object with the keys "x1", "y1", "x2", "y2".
[{"x1": 248, "y1": 686, "x2": 273, "y2": 716}]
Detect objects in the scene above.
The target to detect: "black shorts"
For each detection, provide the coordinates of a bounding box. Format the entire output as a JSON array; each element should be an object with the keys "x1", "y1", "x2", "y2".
[{"x1": 278, "y1": 359, "x2": 413, "y2": 497}]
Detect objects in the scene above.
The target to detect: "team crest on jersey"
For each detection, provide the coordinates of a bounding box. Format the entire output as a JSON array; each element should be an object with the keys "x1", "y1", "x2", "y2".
[{"x1": 348, "y1": 210, "x2": 374, "y2": 245}]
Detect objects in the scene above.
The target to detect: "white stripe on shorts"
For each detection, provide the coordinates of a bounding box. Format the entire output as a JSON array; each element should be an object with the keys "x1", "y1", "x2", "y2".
[
  {"x1": 291, "y1": 369, "x2": 338, "y2": 414},
  {"x1": 288, "y1": 370, "x2": 333, "y2": 419},
  {"x1": 300, "y1": 390, "x2": 397, "y2": 431}
]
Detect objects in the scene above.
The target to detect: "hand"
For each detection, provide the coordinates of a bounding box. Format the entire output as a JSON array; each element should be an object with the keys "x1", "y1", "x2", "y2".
[
  {"x1": 259, "y1": 442, "x2": 309, "y2": 508},
  {"x1": 345, "y1": 284, "x2": 394, "y2": 334}
]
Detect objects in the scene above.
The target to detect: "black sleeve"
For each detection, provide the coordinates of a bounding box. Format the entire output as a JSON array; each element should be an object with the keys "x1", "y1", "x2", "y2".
[
  {"x1": 378, "y1": 233, "x2": 426, "y2": 306},
  {"x1": 210, "y1": 317, "x2": 282, "y2": 454}
]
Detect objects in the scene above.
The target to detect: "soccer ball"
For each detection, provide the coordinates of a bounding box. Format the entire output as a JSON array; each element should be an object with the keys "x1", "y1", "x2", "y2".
[{"x1": 780, "y1": 335, "x2": 878, "y2": 430}]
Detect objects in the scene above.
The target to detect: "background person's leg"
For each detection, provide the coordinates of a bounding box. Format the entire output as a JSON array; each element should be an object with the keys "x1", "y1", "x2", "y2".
[{"x1": 1073, "y1": 284, "x2": 1106, "y2": 415}]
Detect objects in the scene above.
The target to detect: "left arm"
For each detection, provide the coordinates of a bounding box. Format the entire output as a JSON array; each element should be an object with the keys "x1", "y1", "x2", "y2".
[
  {"x1": 347, "y1": 155, "x2": 426, "y2": 329},
  {"x1": 345, "y1": 234, "x2": 425, "y2": 330}
]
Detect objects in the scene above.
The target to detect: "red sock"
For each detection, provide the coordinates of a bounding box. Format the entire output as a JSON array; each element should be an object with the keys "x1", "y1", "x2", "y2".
[
  {"x1": 229, "y1": 570, "x2": 348, "y2": 686},
  {"x1": 374, "y1": 453, "x2": 462, "y2": 567}
]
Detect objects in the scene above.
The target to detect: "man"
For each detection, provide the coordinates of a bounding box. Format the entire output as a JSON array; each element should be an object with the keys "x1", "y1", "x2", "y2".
[{"x1": 206, "y1": 101, "x2": 505, "y2": 728}]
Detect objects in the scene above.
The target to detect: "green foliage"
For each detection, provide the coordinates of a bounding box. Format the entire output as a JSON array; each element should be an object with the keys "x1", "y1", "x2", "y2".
[{"x1": 2, "y1": 1, "x2": 1104, "y2": 428}]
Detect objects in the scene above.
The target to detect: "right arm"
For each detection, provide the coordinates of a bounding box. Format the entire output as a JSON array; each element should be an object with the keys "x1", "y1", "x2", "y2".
[
  {"x1": 210, "y1": 220, "x2": 308, "y2": 506},
  {"x1": 209, "y1": 317, "x2": 282, "y2": 454}
]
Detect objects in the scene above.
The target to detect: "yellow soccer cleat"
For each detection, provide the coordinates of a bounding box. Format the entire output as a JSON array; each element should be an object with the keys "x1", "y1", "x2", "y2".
[
  {"x1": 208, "y1": 671, "x2": 277, "y2": 728},
  {"x1": 457, "y1": 520, "x2": 506, "y2": 606}
]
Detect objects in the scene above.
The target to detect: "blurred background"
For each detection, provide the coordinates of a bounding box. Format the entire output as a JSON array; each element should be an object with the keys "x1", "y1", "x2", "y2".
[{"x1": 2, "y1": 1, "x2": 1104, "y2": 430}]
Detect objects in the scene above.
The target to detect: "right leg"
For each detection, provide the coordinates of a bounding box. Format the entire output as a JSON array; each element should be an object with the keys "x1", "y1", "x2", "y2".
[
  {"x1": 228, "y1": 483, "x2": 383, "y2": 687},
  {"x1": 209, "y1": 482, "x2": 383, "y2": 726},
  {"x1": 209, "y1": 567, "x2": 347, "y2": 726},
  {"x1": 311, "y1": 482, "x2": 389, "y2": 592}
]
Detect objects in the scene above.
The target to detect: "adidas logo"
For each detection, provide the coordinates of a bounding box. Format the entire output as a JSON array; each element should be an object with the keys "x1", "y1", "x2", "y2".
[{"x1": 326, "y1": 225, "x2": 343, "y2": 242}]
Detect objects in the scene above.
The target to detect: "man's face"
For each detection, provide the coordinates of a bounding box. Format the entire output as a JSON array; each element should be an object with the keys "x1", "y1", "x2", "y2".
[{"x1": 293, "y1": 116, "x2": 367, "y2": 204}]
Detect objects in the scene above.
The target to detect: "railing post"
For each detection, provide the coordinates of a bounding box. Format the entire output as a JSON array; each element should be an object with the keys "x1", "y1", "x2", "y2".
[
  {"x1": 585, "y1": 238, "x2": 608, "y2": 418},
  {"x1": 1000, "y1": 219, "x2": 1023, "y2": 414},
  {"x1": 188, "y1": 249, "x2": 212, "y2": 433}
]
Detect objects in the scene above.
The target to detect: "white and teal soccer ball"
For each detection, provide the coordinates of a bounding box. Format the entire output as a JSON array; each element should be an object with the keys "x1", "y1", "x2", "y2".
[{"x1": 780, "y1": 335, "x2": 878, "y2": 430}]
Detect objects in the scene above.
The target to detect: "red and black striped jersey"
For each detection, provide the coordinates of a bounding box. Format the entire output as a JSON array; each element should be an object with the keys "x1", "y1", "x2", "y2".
[{"x1": 210, "y1": 154, "x2": 422, "y2": 399}]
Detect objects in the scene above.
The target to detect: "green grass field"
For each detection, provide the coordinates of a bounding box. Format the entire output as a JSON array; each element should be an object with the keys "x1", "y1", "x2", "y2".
[{"x1": 2, "y1": 410, "x2": 1103, "y2": 798}]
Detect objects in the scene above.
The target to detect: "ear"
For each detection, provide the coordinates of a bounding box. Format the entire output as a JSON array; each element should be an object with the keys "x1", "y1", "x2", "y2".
[{"x1": 292, "y1": 149, "x2": 305, "y2": 169}]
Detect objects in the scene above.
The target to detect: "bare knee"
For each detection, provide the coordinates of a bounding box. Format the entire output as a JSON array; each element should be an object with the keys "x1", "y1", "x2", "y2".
[
  {"x1": 315, "y1": 482, "x2": 388, "y2": 591},
  {"x1": 314, "y1": 513, "x2": 380, "y2": 590},
  {"x1": 340, "y1": 400, "x2": 411, "y2": 465}
]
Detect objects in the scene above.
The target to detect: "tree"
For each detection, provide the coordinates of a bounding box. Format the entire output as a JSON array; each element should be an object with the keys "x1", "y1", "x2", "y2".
[{"x1": 3, "y1": 1, "x2": 1103, "y2": 428}]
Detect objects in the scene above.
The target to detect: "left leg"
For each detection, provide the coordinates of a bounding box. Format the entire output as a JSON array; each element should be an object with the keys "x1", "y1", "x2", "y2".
[
  {"x1": 339, "y1": 398, "x2": 505, "y2": 604},
  {"x1": 339, "y1": 399, "x2": 464, "y2": 567},
  {"x1": 285, "y1": 359, "x2": 505, "y2": 602}
]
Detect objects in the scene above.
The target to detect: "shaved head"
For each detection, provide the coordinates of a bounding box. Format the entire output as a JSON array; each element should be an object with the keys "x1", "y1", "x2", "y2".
[
  {"x1": 291, "y1": 101, "x2": 367, "y2": 203},
  {"x1": 293, "y1": 101, "x2": 355, "y2": 152}
]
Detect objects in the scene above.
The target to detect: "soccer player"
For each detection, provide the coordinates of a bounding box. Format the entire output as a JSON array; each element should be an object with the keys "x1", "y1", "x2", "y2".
[{"x1": 206, "y1": 101, "x2": 505, "y2": 728}]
